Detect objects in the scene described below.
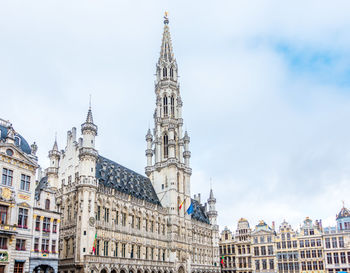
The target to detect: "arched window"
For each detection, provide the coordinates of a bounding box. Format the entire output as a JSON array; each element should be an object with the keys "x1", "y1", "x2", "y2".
[
  {"x1": 163, "y1": 96, "x2": 168, "y2": 117},
  {"x1": 163, "y1": 134, "x2": 168, "y2": 159},
  {"x1": 170, "y1": 96, "x2": 175, "y2": 117},
  {"x1": 45, "y1": 199, "x2": 50, "y2": 210},
  {"x1": 163, "y1": 67, "x2": 167, "y2": 77},
  {"x1": 170, "y1": 67, "x2": 174, "y2": 78}
]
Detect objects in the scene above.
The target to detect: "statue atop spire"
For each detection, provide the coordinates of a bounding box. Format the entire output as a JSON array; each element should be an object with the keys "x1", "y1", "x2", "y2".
[{"x1": 164, "y1": 11, "x2": 169, "y2": 25}]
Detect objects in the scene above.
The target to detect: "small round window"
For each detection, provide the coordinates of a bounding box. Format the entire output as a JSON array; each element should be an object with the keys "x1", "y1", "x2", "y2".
[{"x1": 6, "y1": 149, "x2": 13, "y2": 156}]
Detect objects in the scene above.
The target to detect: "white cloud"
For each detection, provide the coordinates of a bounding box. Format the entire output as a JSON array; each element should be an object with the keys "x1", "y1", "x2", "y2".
[{"x1": 1, "y1": 0, "x2": 350, "y2": 232}]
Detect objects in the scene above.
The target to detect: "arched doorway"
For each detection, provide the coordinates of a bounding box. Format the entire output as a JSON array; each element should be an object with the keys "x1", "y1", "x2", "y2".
[
  {"x1": 101, "y1": 269, "x2": 107, "y2": 273},
  {"x1": 111, "y1": 270, "x2": 117, "y2": 273},
  {"x1": 178, "y1": 267, "x2": 185, "y2": 273},
  {"x1": 33, "y1": 265, "x2": 55, "y2": 273},
  {"x1": 120, "y1": 269, "x2": 126, "y2": 273}
]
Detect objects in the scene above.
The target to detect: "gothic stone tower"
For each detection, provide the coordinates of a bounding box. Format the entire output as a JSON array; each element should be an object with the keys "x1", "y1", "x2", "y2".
[{"x1": 145, "y1": 14, "x2": 193, "y2": 268}]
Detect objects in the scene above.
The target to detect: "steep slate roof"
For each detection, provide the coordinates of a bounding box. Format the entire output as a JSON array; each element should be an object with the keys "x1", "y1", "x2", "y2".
[
  {"x1": 0, "y1": 124, "x2": 32, "y2": 154},
  {"x1": 35, "y1": 176, "x2": 48, "y2": 201},
  {"x1": 191, "y1": 199, "x2": 210, "y2": 224},
  {"x1": 96, "y1": 156, "x2": 161, "y2": 206}
]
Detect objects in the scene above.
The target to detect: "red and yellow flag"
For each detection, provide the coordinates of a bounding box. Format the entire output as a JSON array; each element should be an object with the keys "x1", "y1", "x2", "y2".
[{"x1": 179, "y1": 199, "x2": 185, "y2": 210}]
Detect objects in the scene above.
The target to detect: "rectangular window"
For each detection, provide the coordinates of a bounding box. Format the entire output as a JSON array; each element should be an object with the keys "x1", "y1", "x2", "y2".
[
  {"x1": 96, "y1": 206, "x2": 100, "y2": 221},
  {"x1": 14, "y1": 262, "x2": 24, "y2": 273},
  {"x1": 34, "y1": 238, "x2": 39, "y2": 252},
  {"x1": 262, "y1": 259, "x2": 267, "y2": 270},
  {"x1": 341, "y1": 252, "x2": 346, "y2": 263},
  {"x1": 348, "y1": 252, "x2": 350, "y2": 263},
  {"x1": 254, "y1": 247, "x2": 259, "y2": 256},
  {"x1": 277, "y1": 242, "x2": 281, "y2": 249},
  {"x1": 312, "y1": 249, "x2": 316, "y2": 258},
  {"x1": 53, "y1": 219, "x2": 57, "y2": 233},
  {"x1": 103, "y1": 241, "x2": 108, "y2": 256},
  {"x1": 122, "y1": 243, "x2": 126, "y2": 257},
  {"x1": 307, "y1": 261, "x2": 312, "y2": 270},
  {"x1": 255, "y1": 260, "x2": 260, "y2": 270},
  {"x1": 2, "y1": 168, "x2": 13, "y2": 186},
  {"x1": 325, "y1": 238, "x2": 331, "y2": 248},
  {"x1": 332, "y1": 237, "x2": 338, "y2": 248},
  {"x1": 104, "y1": 208, "x2": 109, "y2": 223},
  {"x1": 319, "y1": 261, "x2": 324, "y2": 270},
  {"x1": 339, "y1": 237, "x2": 344, "y2": 248},
  {"x1": 0, "y1": 206, "x2": 8, "y2": 225},
  {"x1": 301, "y1": 262, "x2": 306, "y2": 270},
  {"x1": 318, "y1": 249, "x2": 323, "y2": 257},
  {"x1": 261, "y1": 246, "x2": 266, "y2": 255},
  {"x1": 311, "y1": 239, "x2": 315, "y2": 247},
  {"x1": 300, "y1": 251, "x2": 305, "y2": 258},
  {"x1": 52, "y1": 240, "x2": 56, "y2": 253},
  {"x1": 42, "y1": 217, "x2": 50, "y2": 232},
  {"x1": 305, "y1": 240, "x2": 310, "y2": 247},
  {"x1": 317, "y1": 239, "x2": 322, "y2": 246},
  {"x1": 114, "y1": 242, "x2": 118, "y2": 257},
  {"x1": 145, "y1": 219, "x2": 148, "y2": 231},
  {"x1": 96, "y1": 240, "x2": 100, "y2": 256},
  {"x1": 131, "y1": 215, "x2": 135, "y2": 228},
  {"x1": 41, "y1": 239, "x2": 49, "y2": 253},
  {"x1": 306, "y1": 250, "x2": 311, "y2": 258},
  {"x1": 137, "y1": 245, "x2": 141, "y2": 259},
  {"x1": 150, "y1": 221, "x2": 154, "y2": 232},
  {"x1": 35, "y1": 216, "x2": 40, "y2": 231},
  {"x1": 20, "y1": 174, "x2": 30, "y2": 191},
  {"x1": 131, "y1": 245, "x2": 134, "y2": 259},
  {"x1": 136, "y1": 217, "x2": 141, "y2": 230},
  {"x1": 0, "y1": 237, "x2": 7, "y2": 249},
  {"x1": 292, "y1": 241, "x2": 297, "y2": 248},
  {"x1": 300, "y1": 240, "x2": 304, "y2": 248},
  {"x1": 334, "y1": 253, "x2": 339, "y2": 264},
  {"x1": 122, "y1": 213, "x2": 126, "y2": 226},
  {"x1": 327, "y1": 253, "x2": 333, "y2": 264},
  {"x1": 313, "y1": 261, "x2": 318, "y2": 270},
  {"x1": 15, "y1": 239, "x2": 26, "y2": 251},
  {"x1": 269, "y1": 259, "x2": 274, "y2": 270},
  {"x1": 17, "y1": 208, "x2": 28, "y2": 228}
]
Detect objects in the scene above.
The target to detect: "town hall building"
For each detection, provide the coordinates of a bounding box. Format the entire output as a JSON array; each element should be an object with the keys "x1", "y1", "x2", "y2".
[{"x1": 45, "y1": 14, "x2": 220, "y2": 273}]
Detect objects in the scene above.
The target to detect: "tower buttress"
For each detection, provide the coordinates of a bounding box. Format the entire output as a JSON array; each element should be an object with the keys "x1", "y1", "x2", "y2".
[{"x1": 47, "y1": 137, "x2": 60, "y2": 188}]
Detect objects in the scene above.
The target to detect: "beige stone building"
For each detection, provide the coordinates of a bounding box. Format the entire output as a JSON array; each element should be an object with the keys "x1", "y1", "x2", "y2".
[
  {"x1": 234, "y1": 219, "x2": 252, "y2": 273},
  {"x1": 53, "y1": 14, "x2": 219, "y2": 273},
  {"x1": 323, "y1": 207, "x2": 350, "y2": 273},
  {"x1": 275, "y1": 221, "x2": 299, "y2": 273},
  {"x1": 251, "y1": 221, "x2": 276, "y2": 273},
  {"x1": 297, "y1": 217, "x2": 324, "y2": 273},
  {"x1": 0, "y1": 118, "x2": 39, "y2": 273},
  {"x1": 219, "y1": 227, "x2": 235, "y2": 273}
]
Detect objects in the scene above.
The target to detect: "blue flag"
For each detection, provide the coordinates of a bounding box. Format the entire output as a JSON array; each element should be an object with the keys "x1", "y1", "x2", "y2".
[{"x1": 186, "y1": 202, "x2": 194, "y2": 215}]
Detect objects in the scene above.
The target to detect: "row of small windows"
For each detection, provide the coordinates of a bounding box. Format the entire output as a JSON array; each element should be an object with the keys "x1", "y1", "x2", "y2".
[
  {"x1": 95, "y1": 206, "x2": 166, "y2": 235},
  {"x1": 94, "y1": 241, "x2": 166, "y2": 261},
  {"x1": 326, "y1": 252, "x2": 350, "y2": 264},
  {"x1": 325, "y1": 237, "x2": 345, "y2": 248}
]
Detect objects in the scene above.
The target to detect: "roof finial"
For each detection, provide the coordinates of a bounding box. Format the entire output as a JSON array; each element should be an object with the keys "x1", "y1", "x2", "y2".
[
  {"x1": 342, "y1": 200, "x2": 345, "y2": 208},
  {"x1": 164, "y1": 11, "x2": 169, "y2": 25},
  {"x1": 89, "y1": 94, "x2": 92, "y2": 110}
]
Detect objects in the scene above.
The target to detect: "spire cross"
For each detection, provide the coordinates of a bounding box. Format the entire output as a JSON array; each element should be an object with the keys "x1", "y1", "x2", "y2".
[{"x1": 164, "y1": 11, "x2": 169, "y2": 25}]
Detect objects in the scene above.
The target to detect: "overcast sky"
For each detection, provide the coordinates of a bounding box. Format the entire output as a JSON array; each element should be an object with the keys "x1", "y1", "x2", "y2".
[{"x1": 1, "y1": 0, "x2": 350, "y2": 232}]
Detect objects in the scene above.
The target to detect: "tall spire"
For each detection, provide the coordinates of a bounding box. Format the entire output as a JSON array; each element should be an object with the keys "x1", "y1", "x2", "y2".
[
  {"x1": 86, "y1": 96, "x2": 94, "y2": 124},
  {"x1": 159, "y1": 12, "x2": 175, "y2": 64}
]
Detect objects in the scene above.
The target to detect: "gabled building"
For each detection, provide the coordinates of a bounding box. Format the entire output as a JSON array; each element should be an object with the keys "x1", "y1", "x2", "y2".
[{"x1": 251, "y1": 221, "x2": 276, "y2": 273}]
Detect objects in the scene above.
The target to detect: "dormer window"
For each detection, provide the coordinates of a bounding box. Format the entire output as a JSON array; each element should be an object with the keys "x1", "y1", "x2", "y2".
[{"x1": 14, "y1": 136, "x2": 21, "y2": 146}]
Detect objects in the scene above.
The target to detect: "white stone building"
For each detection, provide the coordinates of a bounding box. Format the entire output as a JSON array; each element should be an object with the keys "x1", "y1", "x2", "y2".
[
  {"x1": 0, "y1": 118, "x2": 39, "y2": 273},
  {"x1": 53, "y1": 14, "x2": 220, "y2": 273}
]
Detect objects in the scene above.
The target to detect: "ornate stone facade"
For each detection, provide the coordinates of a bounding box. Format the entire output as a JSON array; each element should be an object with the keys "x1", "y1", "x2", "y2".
[
  {"x1": 53, "y1": 14, "x2": 220, "y2": 273},
  {"x1": 0, "y1": 118, "x2": 39, "y2": 273}
]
